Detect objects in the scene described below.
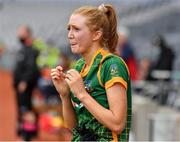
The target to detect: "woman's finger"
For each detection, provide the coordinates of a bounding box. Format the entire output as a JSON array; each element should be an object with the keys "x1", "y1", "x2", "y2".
[
  {"x1": 65, "y1": 78, "x2": 71, "y2": 85},
  {"x1": 66, "y1": 70, "x2": 73, "y2": 77},
  {"x1": 51, "y1": 71, "x2": 60, "y2": 77},
  {"x1": 51, "y1": 75, "x2": 60, "y2": 80},
  {"x1": 56, "y1": 66, "x2": 63, "y2": 72}
]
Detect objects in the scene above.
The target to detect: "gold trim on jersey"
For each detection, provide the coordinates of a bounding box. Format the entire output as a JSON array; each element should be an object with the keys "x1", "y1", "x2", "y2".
[
  {"x1": 105, "y1": 77, "x2": 127, "y2": 90},
  {"x1": 80, "y1": 48, "x2": 103, "y2": 77},
  {"x1": 111, "y1": 132, "x2": 118, "y2": 142},
  {"x1": 97, "y1": 49, "x2": 111, "y2": 87}
]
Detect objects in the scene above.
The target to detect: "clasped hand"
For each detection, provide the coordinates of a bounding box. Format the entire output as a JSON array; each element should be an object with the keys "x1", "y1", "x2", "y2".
[{"x1": 51, "y1": 66, "x2": 86, "y2": 99}]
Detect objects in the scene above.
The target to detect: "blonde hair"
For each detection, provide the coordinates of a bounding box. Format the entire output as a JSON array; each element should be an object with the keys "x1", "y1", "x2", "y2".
[{"x1": 72, "y1": 4, "x2": 118, "y2": 53}]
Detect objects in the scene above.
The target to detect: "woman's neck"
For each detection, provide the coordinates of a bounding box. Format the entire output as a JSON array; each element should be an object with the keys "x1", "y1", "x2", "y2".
[{"x1": 82, "y1": 45, "x2": 101, "y2": 66}]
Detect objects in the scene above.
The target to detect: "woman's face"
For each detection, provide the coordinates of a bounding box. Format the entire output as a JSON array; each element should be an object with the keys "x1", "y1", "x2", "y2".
[{"x1": 67, "y1": 14, "x2": 94, "y2": 55}]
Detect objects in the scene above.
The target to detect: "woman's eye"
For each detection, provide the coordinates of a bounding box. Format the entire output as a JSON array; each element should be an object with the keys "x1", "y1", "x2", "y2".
[
  {"x1": 74, "y1": 27, "x2": 80, "y2": 31},
  {"x1": 67, "y1": 26, "x2": 80, "y2": 31}
]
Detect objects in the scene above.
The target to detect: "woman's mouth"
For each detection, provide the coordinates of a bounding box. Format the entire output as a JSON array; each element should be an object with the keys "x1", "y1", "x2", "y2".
[{"x1": 71, "y1": 43, "x2": 77, "y2": 48}]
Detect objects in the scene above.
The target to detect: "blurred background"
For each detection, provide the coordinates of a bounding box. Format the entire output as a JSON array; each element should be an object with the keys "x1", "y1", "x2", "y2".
[{"x1": 0, "y1": 0, "x2": 180, "y2": 141}]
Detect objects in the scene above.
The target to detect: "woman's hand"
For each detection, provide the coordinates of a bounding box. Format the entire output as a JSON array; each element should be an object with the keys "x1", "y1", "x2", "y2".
[
  {"x1": 51, "y1": 66, "x2": 70, "y2": 99},
  {"x1": 65, "y1": 69, "x2": 87, "y2": 100}
]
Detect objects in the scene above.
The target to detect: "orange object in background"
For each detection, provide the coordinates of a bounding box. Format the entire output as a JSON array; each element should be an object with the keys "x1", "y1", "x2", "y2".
[
  {"x1": 41, "y1": 67, "x2": 51, "y2": 80},
  {"x1": 39, "y1": 111, "x2": 72, "y2": 141},
  {"x1": 39, "y1": 112, "x2": 63, "y2": 133}
]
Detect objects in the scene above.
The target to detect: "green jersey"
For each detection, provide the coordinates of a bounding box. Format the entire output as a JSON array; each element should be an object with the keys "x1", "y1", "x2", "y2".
[{"x1": 71, "y1": 48, "x2": 132, "y2": 141}]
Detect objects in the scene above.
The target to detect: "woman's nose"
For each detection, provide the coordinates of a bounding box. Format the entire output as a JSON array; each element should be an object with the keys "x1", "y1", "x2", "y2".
[{"x1": 68, "y1": 30, "x2": 74, "y2": 39}]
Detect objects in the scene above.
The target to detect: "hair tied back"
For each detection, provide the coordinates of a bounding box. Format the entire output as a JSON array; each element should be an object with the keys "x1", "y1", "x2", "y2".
[{"x1": 98, "y1": 4, "x2": 108, "y2": 13}]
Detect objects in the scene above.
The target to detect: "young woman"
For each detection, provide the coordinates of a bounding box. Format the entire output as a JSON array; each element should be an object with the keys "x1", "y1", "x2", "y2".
[{"x1": 51, "y1": 4, "x2": 132, "y2": 141}]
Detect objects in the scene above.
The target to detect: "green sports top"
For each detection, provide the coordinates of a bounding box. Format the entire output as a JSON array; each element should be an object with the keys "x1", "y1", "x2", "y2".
[{"x1": 70, "y1": 48, "x2": 132, "y2": 142}]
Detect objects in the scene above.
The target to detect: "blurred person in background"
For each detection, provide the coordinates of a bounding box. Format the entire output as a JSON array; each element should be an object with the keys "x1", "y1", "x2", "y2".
[
  {"x1": 13, "y1": 25, "x2": 40, "y2": 141},
  {"x1": 14, "y1": 25, "x2": 61, "y2": 106},
  {"x1": 51, "y1": 4, "x2": 131, "y2": 141},
  {"x1": 117, "y1": 26, "x2": 137, "y2": 81},
  {"x1": 146, "y1": 35, "x2": 175, "y2": 105},
  {"x1": 147, "y1": 35, "x2": 175, "y2": 81}
]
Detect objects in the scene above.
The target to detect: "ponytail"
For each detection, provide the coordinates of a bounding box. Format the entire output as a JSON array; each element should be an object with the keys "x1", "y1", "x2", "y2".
[{"x1": 104, "y1": 4, "x2": 118, "y2": 53}]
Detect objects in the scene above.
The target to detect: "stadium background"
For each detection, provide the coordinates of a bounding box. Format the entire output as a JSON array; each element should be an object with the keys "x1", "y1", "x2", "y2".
[{"x1": 0, "y1": 0, "x2": 180, "y2": 141}]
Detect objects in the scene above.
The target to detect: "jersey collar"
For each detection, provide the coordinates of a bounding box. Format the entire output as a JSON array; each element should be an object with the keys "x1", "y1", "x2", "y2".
[{"x1": 80, "y1": 48, "x2": 104, "y2": 77}]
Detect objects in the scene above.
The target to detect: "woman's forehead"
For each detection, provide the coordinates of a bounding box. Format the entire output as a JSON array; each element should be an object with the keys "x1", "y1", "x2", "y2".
[{"x1": 68, "y1": 14, "x2": 88, "y2": 26}]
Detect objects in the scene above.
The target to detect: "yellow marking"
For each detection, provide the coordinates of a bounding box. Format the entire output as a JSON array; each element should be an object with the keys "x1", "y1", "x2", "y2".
[
  {"x1": 80, "y1": 48, "x2": 103, "y2": 77},
  {"x1": 97, "y1": 49, "x2": 111, "y2": 87},
  {"x1": 105, "y1": 77, "x2": 127, "y2": 90},
  {"x1": 112, "y1": 132, "x2": 118, "y2": 142}
]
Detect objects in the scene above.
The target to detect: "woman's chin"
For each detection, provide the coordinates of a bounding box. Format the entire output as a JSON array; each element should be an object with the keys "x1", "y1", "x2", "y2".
[{"x1": 71, "y1": 48, "x2": 79, "y2": 54}]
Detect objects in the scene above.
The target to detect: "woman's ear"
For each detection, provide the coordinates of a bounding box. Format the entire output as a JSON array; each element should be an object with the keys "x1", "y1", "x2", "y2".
[{"x1": 92, "y1": 30, "x2": 103, "y2": 41}]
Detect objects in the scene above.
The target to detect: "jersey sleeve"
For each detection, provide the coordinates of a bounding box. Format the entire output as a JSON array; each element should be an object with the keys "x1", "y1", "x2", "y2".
[{"x1": 101, "y1": 57, "x2": 130, "y2": 90}]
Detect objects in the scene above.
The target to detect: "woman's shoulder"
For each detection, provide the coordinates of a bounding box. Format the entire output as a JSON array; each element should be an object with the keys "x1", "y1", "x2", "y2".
[
  {"x1": 102, "y1": 54, "x2": 129, "y2": 74},
  {"x1": 102, "y1": 54, "x2": 126, "y2": 65}
]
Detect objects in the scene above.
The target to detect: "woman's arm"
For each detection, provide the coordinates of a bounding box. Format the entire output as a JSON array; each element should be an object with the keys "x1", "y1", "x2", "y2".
[
  {"x1": 79, "y1": 83, "x2": 127, "y2": 134},
  {"x1": 61, "y1": 96, "x2": 77, "y2": 130},
  {"x1": 51, "y1": 66, "x2": 77, "y2": 130}
]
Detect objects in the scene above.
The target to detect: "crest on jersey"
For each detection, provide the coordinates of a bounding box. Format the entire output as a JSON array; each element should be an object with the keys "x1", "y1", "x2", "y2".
[{"x1": 110, "y1": 64, "x2": 118, "y2": 77}]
